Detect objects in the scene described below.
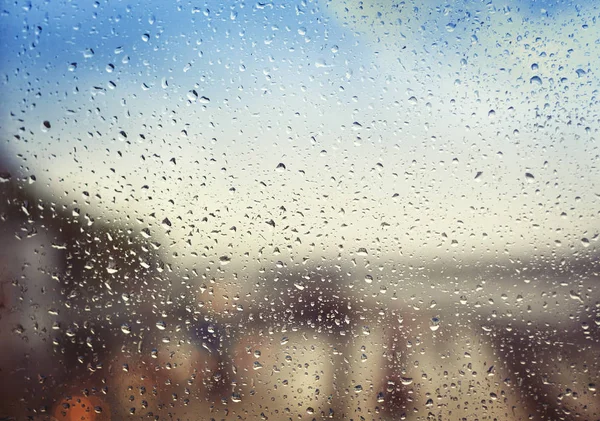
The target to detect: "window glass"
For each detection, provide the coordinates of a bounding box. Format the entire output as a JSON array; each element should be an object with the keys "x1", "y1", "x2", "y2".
[{"x1": 1, "y1": 1, "x2": 598, "y2": 420}]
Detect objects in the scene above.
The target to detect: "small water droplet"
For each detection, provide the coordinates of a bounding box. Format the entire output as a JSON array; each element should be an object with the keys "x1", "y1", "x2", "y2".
[
  {"x1": 356, "y1": 248, "x2": 368, "y2": 256},
  {"x1": 187, "y1": 90, "x2": 198, "y2": 101},
  {"x1": 430, "y1": 316, "x2": 440, "y2": 332},
  {"x1": 530, "y1": 76, "x2": 542, "y2": 85}
]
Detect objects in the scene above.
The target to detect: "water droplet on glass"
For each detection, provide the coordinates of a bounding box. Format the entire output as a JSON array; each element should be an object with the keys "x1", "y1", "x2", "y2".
[
  {"x1": 187, "y1": 90, "x2": 198, "y2": 101},
  {"x1": 530, "y1": 76, "x2": 542, "y2": 85},
  {"x1": 430, "y1": 316, "x2": 440, "y2": 332},
  {"x1": 356, "y1": 248, "x2": 368, "y2": 256}
]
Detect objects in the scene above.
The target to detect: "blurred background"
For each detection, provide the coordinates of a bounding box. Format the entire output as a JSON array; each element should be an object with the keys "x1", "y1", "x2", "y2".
[{"x1": 0, "y1": 0, "x2": 598, "y2": 420}]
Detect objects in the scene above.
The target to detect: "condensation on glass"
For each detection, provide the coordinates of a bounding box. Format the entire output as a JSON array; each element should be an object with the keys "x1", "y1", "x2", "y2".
[{"x1": 0, "y1": 1, "x2": 598, "y2": 420}]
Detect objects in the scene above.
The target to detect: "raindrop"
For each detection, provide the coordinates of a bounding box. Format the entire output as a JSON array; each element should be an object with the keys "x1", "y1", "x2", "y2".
[
  {"x1": 400, "y1": 377, "x2": 413, "y2": 385},
  {"x1": 187, "y1": 90, "x2": 198, "y2": 101},
  {"x1": 530, "y1": 76, "x2": 542, "y2": 85},
  {"x1": 430, "y1": 316, "x2": 440, "y2": 332}
]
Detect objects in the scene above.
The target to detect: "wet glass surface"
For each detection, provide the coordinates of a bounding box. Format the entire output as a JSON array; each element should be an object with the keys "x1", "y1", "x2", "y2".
[{"x1": 0, "y1": 1, "x2": 599, "y2": 420}]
